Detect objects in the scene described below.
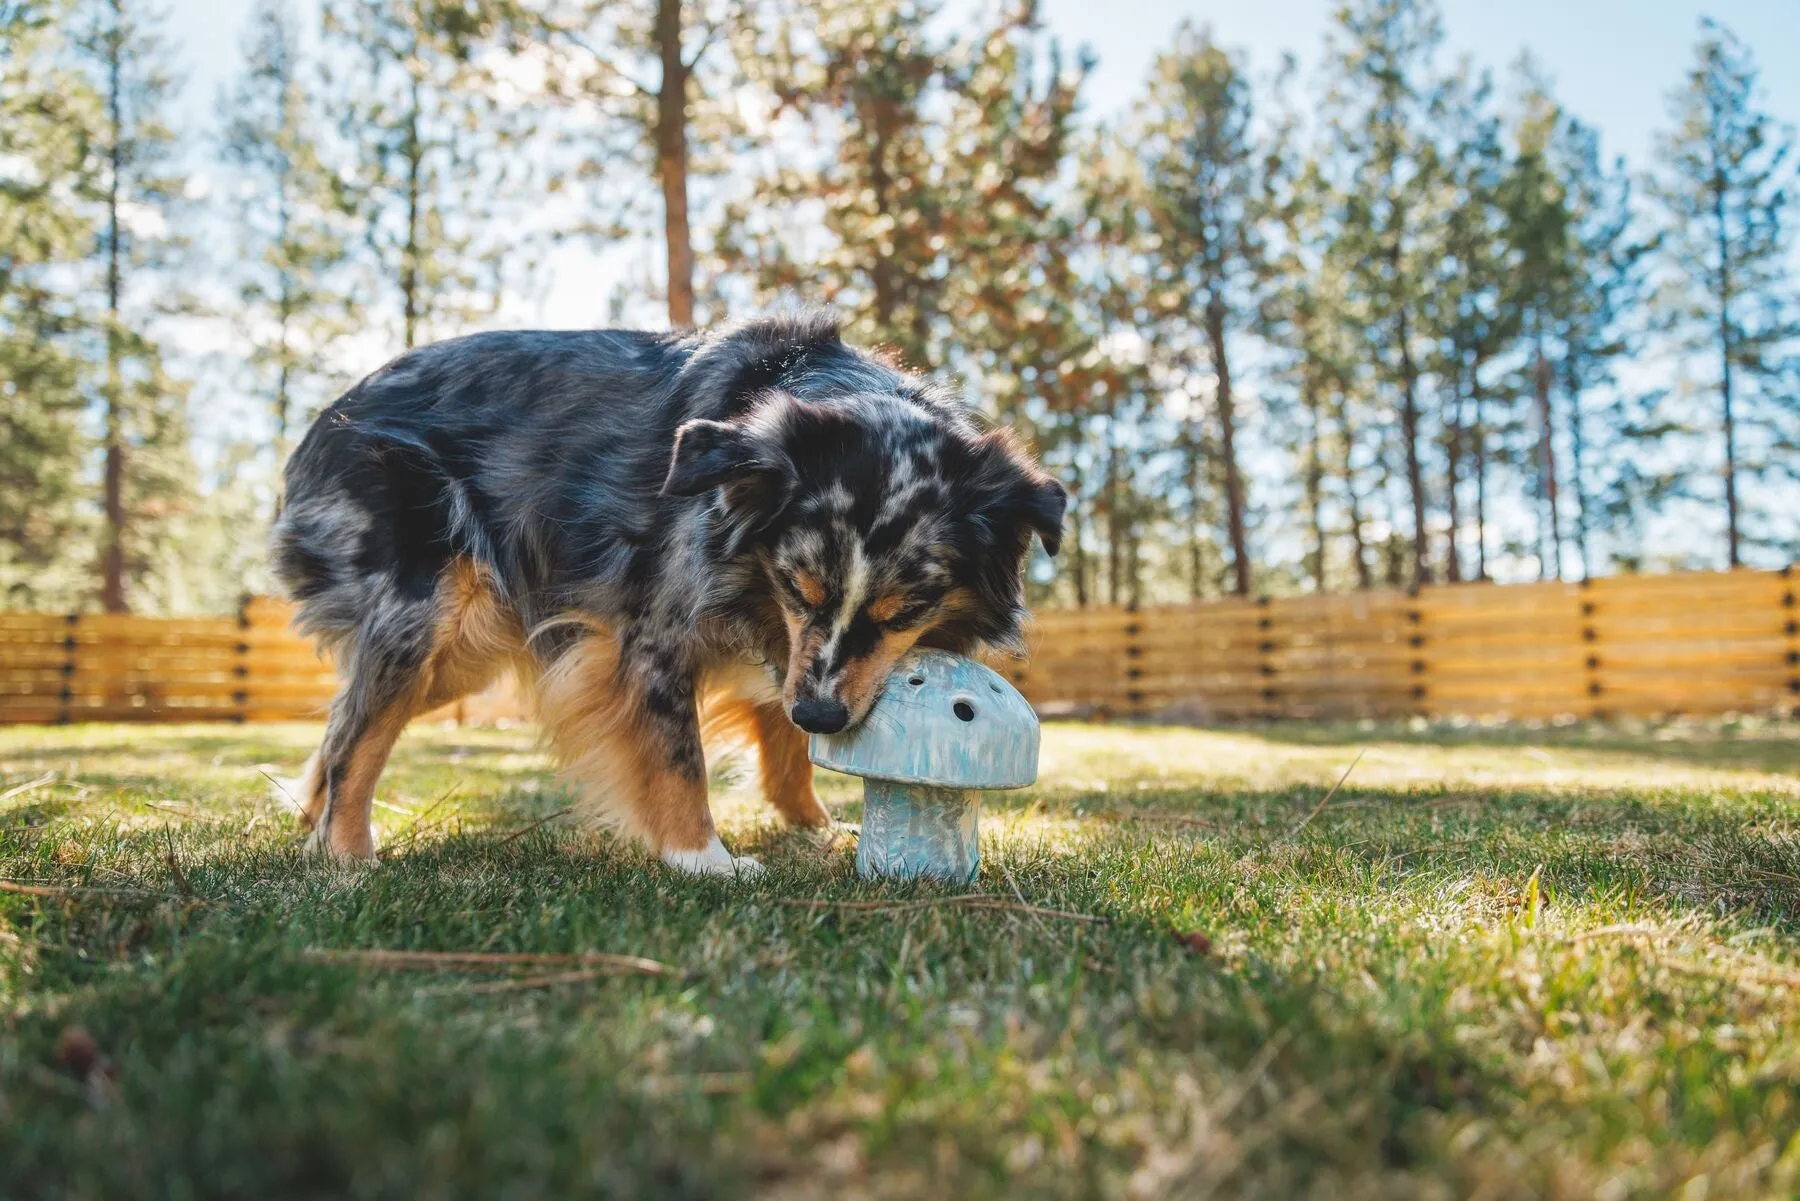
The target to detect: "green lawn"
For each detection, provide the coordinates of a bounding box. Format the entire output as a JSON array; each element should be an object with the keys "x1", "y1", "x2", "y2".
[{"x1": 3, "y1": 717, "x2": 1799, "y2": 1199}]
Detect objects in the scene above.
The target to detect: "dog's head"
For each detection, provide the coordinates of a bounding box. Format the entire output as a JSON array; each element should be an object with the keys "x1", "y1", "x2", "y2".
[{"x1": 663, "y1": 391, "x2": 1065, "y2": 733}]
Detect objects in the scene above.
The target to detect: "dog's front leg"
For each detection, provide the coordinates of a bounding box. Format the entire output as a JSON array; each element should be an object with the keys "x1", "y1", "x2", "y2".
[{"x1": 540, "y1": 632, "x2": 762, "y2": 878}]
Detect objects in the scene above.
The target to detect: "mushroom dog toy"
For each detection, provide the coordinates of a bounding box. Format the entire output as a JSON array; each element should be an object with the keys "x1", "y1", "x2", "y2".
[{"x1": 808, "y1": 649, "x2": 1039, "y2": 883}]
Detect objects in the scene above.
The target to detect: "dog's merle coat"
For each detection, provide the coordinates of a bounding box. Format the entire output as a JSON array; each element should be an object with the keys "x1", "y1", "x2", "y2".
[{"x1": 273, "y1": 311, "x2": 1065, "y2": 873}]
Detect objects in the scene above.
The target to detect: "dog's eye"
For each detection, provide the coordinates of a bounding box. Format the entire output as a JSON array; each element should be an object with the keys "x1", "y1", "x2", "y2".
[{"x1": 872, "y1": 594, "x2": 936, "y2": 629}]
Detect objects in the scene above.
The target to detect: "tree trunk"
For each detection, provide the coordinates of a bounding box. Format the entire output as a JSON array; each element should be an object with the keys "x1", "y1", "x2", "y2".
[
  {"x1": 401, "y1": 75, "x2": 422, "y2": 349},
  {"x1": 1443, "y1": 355, "x2": 1465, "y2": 584},
  {"x1": 1394, "y1": 295, "x2": 1430, "y2": 586},
  {"x1": 1471, "y1": 362, "x2": 1489, "y2": 581},
  {"x1": 1713, "y1": 162, "x2": 1740, "y2": 568},
  {"x1": 656, "y1": 0, "x2": 694, "y2": 327},
  {"x1": 1184, "y1": 415, "x2": 1203, "y2": 600},
  {"x1": 100, "y1": 5, "x2": 127, "y2": 614},
  {"x1": 1335, "y1": 390, "x2": 1373, "y2": 591},
  {"x1": 1304, "y1": 377, "x2": 1327, "y2": 593},
  {"x1": 1533, "y1": 336, "x2": 1562, "y2": 581},
  {"x1": 1206, "y1": 300, "x2": 1251, "y2": 596},
  {"x1": 1562, "y1": 356, "x2": 1591, "y2": 580}
]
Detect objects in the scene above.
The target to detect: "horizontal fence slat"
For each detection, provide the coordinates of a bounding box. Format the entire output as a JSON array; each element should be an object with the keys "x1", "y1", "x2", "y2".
[{"x1": 2, "y1": 569, "x2": 1796, "y2": 725}]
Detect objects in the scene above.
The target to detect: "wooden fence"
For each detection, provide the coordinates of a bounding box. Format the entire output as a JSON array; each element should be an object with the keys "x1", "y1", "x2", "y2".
[{"x1": 2, "y1": 569, "x2": 1795, "y2": 726}]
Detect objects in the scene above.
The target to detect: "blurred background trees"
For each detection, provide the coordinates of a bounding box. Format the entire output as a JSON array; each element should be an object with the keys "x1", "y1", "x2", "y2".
[{"x1": 0, "y1": 0, "x2": 1794, "y2": 613}]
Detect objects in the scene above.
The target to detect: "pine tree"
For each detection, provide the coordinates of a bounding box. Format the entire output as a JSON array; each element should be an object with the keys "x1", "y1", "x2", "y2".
[
  {"x1": 714, "y1": 0, "x2": 948, "y2": 365},
  {"x1": 1129, "y1": 22, "x2": 1259, "y2": 596},
  {"x1": 221, "y1": 0, "x2": 358, "y2": 511},
  {"x1": 1549, "y1": 115, "x2": 1654, "y2": 578},
  {"x1": 322, "y1": 0, "x2": 541, "y2": 350},
  {"x1": 1422, "y1": 62, "x2": 1512, "y2": 583},
  {"x1": 1321, "y1": 0, "x2": 1446, "y2": 586},
  {"x1": 0, "y1": 0, "x2": 98, "y2": 608},
  {"x1": 538, "y1": 0, "x2": 739, "y2": 326},
  {"x1": 1650, "y1": 20, "x2": 1799, "y2": 566},
  {"x1": 70, "y1": 0, "x2": 197, "y2": 614}
]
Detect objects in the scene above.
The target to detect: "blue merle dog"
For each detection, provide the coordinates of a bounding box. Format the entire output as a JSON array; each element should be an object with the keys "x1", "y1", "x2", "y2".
[{"x1": 272, "y1": 310, "x2": 1065, "y2": 875}]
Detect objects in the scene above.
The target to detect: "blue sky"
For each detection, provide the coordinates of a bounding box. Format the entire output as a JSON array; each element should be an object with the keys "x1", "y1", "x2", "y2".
[{"x1": 168, "y1": 1, "x2": 1800, "y2": 168}]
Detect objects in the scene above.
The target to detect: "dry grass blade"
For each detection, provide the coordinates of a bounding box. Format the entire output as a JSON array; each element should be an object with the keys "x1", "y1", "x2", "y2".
[
  {"x1": 1567, "y1": 923, "x2": 1682, "y2": 944},
  {"x1": 491, "y1": 805, "x2": 575, "y2": 848},
  {"x1": 302, "y1": 947, "x2": 674, "y2": 976},
  {"x1": 0, "y1": 772, "x2": 57, "y2": 805},
  {"x1": 0, "y1": 878, "x2": 185, "y2": 901},
  {"x1": 164, "y1": 828, "x2": 194, "y2": 897},
  {"x1": 381, "y1": 784, "x2": 464, "y2": 853},
  {"x1": 775, "y1": 895, "x2": 1106, "y2": 923},
  {"x1": 258, "y1": 769, "x2": 307, "y2": 817},
  {"x1": 1109, "y1": 811, "x2": 1227, "y2": 830},
  {"x1": 1283, "y1": 750, "x2": 1366, "y2": 841}
]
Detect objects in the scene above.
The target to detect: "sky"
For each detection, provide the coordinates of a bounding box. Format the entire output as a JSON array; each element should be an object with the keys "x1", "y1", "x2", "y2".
[{"x1": 167, "y1": 0, "x2": 1800, "y2": 166}]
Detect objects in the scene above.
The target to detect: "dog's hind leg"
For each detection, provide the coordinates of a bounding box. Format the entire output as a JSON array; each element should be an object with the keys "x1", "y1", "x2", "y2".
[
  {"x1": 307, "y1": 560, "x2": 520, "y2": 860},
  {"x1": 309, "y1": 609, "x2": 435, "y2": 860}
]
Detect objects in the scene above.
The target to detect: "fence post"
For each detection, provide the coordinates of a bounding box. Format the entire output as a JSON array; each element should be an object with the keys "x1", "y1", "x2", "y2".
[
  {"x1": 1579, "y1": 579, "x2": 1602, "y2": 720},
  {"x1": 1123, "y1": 608, "x2": 1144, "y2": 718},
  {"x1": 1407, "y1": 588, "x2": 1427, "y2": 718},
  {"x1": 234, "y1": 594, "x2": 252, "y2": 724},
  {"x1": 1784, "y1": 565, "x2": 1797, "y2": 719},
  {"x1": 58, "y1": 612, "x2": 78, "y2": 725},
  {"x1": 1256, "y1": 596, "x2": 1277, "y2": 719}
]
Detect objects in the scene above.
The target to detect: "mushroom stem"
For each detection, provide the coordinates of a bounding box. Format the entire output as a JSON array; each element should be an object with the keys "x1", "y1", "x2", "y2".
[{"x1": 855, "y1": 779, "x2": 981, "y2": 884}]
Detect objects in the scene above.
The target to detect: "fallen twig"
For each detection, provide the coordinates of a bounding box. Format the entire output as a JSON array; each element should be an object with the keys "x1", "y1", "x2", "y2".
[
  {"x1": 491, "y1": 805, "x2": 575, "y2": 848},
  {"x1": 775, "y1": 895, "x2": 1107, "y2": 923},
  {"x1": 301, "y1": 947, "x2": 674, "y2": 977},
  {"x1": 454, "y1": 969, "x2": 611, "y2": 995},
  {"x1": 1283, "y1": 751, "x2": 1365, "y2": 841},
  {"x1": 0, "y1": 772, "x2": 57, "y2": 805},
  {"x1": 145, "y1": 800, "x2": 199, "y2": 820}
]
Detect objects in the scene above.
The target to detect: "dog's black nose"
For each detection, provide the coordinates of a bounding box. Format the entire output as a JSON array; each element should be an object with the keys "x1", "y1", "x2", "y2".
[{"x1": 791, "y1": 698, "x2": 850, "y2": 735}]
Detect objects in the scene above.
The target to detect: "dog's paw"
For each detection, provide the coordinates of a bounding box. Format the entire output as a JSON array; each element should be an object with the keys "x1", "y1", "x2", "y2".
[
  {"x1": 662, "y1": 838, "x2": 764, "y2": 878},
  {"x1": 303, "y1": 824, "x2": 378, "y2": 864}
]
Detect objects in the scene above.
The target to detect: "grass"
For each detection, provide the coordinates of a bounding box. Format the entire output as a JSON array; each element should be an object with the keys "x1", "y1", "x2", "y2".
[{"x1": 3, "y1": 716, "x2": 1800, "y2": 1200}]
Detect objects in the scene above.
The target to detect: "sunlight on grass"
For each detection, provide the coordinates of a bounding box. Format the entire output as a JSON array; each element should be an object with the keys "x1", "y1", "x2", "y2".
[{"x1": 2, "y1": 718, "x2": 1798, "y2": 1199}]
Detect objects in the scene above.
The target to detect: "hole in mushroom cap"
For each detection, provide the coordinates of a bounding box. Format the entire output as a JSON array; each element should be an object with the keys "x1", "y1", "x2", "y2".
[
  {"x1": 908, "y1": 675, "x2": 925, "y2": 686},
  {"x1": 953, "y1": 700, "x2": 976, "y2": 722},
  {"x1": 989, "y1": 682, "x2": 1003, "y2": 694}
]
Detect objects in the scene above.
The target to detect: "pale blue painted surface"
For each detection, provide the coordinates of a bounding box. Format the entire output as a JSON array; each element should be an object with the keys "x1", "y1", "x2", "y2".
[
  {"x1": 855, "y1": 781, "x2": 982, "y2": 884},
  {"x1": 810, "y1": 649, "x2": 1040, "y2": 883}
]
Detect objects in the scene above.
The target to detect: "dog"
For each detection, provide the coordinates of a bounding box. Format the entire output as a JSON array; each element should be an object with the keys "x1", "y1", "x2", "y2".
[{"x1": 271, "y1": 310, "x2": 1065, "y2": 875}]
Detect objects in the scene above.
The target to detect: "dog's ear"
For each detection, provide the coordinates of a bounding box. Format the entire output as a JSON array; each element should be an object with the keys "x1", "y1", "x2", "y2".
[
  {"x1": 965, "y1": 429, "x2": 1067, "y2": 557},
  {"x1": 662, "y1": 419, "x2": 762, "y2": 496},
  {"x1": 1017, "y1": 475, "x2": 1067, "y2": 557}
]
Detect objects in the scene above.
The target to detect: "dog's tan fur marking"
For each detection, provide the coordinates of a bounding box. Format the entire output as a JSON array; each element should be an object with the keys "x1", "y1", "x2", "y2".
[
  {"x1": 867, "y1": 592, "x2": 904, "y2": 624},
  {"x1": 794, "y1": 571, "x2": 826, "y2": 608},
  {"x1": 837, "y1": 626, "x2": 925, "y2": 721}
]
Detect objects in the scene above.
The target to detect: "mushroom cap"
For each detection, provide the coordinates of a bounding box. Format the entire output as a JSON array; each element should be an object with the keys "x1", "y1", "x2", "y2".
[{"x1": 808, "y1": 649, "x2": 1040, "y2": 789}]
